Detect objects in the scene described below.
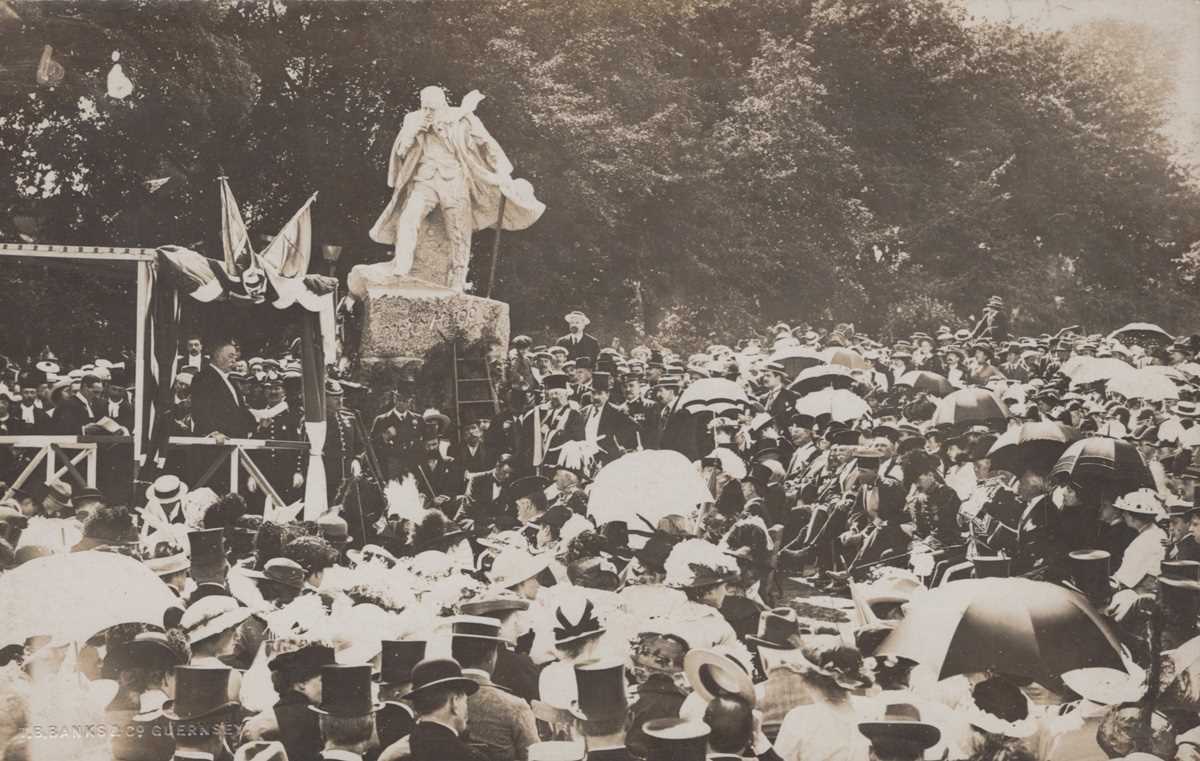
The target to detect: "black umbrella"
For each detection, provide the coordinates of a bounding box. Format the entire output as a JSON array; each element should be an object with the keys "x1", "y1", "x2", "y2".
[
  {"x1": 1051, "y1": 437, "x2": 1154, "y2": 496},
  {"x1": 987, "y1": 422, "x2": 1080, "y2": 476}
]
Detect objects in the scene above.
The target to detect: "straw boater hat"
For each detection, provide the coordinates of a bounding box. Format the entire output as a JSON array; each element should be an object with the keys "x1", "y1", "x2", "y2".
[
  {"x1": 145, "y1": 474, "x2": 188, "y2": 505},
  {"x1": 179, "y1": 595, "x2": 253, "y2": 644},
  {"x1": 564, "y1": 311, "x2": 590, "y2": 327},
  {"x1": 144, "y1": 542, "x2": 191, "y2": 578}
]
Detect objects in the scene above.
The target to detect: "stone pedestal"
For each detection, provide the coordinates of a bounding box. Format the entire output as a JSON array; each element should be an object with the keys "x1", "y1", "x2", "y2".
[{"x1": 350, "y1": 268, "x2": 509, "y2": 371}]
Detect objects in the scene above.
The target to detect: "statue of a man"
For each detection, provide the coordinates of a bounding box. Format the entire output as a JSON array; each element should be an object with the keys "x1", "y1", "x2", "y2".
[{"x1": 368, "y1": 86, "x2": 544, "y2": 292}]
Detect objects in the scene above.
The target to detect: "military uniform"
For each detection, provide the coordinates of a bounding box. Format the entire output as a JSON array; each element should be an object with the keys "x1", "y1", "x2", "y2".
[{"x1": 325, "y1": 407, "x2": 363, "y2": 501}]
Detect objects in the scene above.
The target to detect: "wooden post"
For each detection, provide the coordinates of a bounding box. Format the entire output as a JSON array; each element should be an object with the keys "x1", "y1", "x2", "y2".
[
  {"x1": 133, "y1": 260, "x2": 149, "y2": 468},
  {"x1": 487, "y1": 196, "x2": 507, "y2": 299}
]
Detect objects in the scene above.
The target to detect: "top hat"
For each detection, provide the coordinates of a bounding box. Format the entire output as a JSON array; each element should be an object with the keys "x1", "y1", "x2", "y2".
[
  {"x1": 527, "y1": 742, "x2": 586, "y2": 761},
  {"x1": 146, "y1": 475, "x2": 188, "y2": 504},
  {"x1": 187, "y1": 528, "x2": 228, "y2": 583},
  {"x1": 746, "y1": 607, "x2": 804, "y2": 650},
  {"x1": 243, "y1": 557, "x2": 307, "y2": 591},
  {"x1": 542, "y1": 373, "x2": 571, "y2": 391},
  {"x1": 573, "y1": 658, "x2": 628, "y2": 721},
  {"x1": 310, "y1": 664, "x2": 381, "y2": 717},
  {"x1": 591, "y1": 372, "x2": 612, "y2": 392},
  {"x1": 448, "y1": 615, "x2": 506, "y2": 642},
  {"x1": 972, "y1": 556, "x2": 1011, "y2": 579},
  {"x1": 162, "y1": 665, "x2": 237, "y2": 721},
  {"x1": 858, "y1": 703, "x2": 942, "y2": 754},
  {"x1": 641, "y1": 718, "x2": 710, "y2": 761},
  {"x1": 459, "y1": 594, "x2": 531, "y2": 618},
  {"x1": 379, "y1": 640, "x2": 426, "y2": 685},
  {"x1": 684, "y1": 649, "x2": 755, "y2": 706},
  {"x1": 1068, "y1": 550, "x2": 1112, "y2": 602},
  {"x1": 269, "y1": 643, "x2": 336, "y2": 681},
  {"x1": 402, "y1": 658, "x2": 480, "y2": 700}
]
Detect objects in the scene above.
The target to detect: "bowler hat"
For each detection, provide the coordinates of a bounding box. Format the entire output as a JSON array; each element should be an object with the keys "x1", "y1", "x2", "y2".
[
  {"x1": 746, "y1": 607, "x2": 804, "y2": 650},
  {"x1": 310, "y1": 664, "x2": 381, "y2": 717},
  {"x1": 379, "y1": 640, "x2": 426, "y2": 685},
  {"x1": 402, "y1": 658, "x2": 480, "y2": 700},
  {"x1": 162, "y1": 665, "x2": 236, "y2": 721},
  {"x1": 269, "y1": 644, "x2": 336, "y2": 681}
]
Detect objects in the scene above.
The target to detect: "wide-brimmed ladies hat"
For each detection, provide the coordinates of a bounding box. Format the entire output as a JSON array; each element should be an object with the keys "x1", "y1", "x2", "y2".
[
  {"x1": 1112, "y1": 489, "x2": 1166, "y2": 519},
  {"x1": 178, "y1": 595, "x2": 253, "y2": 644},
  {"x1": 684, "y1": 649, "x2": 756, "y2": 706}
]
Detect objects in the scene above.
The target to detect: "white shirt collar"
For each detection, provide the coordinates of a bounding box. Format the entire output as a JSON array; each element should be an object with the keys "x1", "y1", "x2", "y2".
[{"x1": 321, "y1": 751, "x2": 363, "y2": 761}]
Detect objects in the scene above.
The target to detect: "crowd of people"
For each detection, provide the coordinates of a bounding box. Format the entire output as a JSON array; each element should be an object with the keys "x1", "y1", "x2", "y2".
[{"x1": 4, "y1": 299, "x2": 1200, "y2": 760}]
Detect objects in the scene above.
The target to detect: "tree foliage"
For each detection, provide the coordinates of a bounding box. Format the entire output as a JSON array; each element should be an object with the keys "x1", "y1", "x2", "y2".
[{"x1": 0, "y1": 0, "x2": 1197, "y2": 360}]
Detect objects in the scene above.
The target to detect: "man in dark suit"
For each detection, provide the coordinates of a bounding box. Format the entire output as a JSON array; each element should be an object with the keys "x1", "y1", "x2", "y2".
[
  {"x1": 52, "y1": 373, "x2": 102, "y2": 435},
  {"x1": 536, "y1": 374, "x2": 585, "y2": 468},
  {"x1": 555, "y1": 310, "x2": 600, "y2": 363},
  {"x1": 371, "y1": 382, "x2": 423, "y2": 480},
  {"x1": 15, "y1": 383, "x2": 49, "y2": 433},
  {"x1": 450, "y1": 420, "x2": 495, "y2": 475},
  {"x1": 759, "y1": 362, "x2": 798, "y2": 432},
  {"x1": 190, "y1": 338, "x2": 254, "y2": 438},
  {"x1": 464, "y1": 454, "x2": 516, "y2": 528},
  {"x1": 651, "y1": 376, "x2": 700, "y2": 459},
  {"x1": 408, "y1": 435, "x2": 466, "y2": 504},
  {"x1": 582, "y1": 373, "x2": 639, "y2": 465},
  {"x1": 404, "y1": 658, "x2": 487, "y2": 761},
  {"x1": 101, "y1": 379, "x2": 135, "y2": 431}
]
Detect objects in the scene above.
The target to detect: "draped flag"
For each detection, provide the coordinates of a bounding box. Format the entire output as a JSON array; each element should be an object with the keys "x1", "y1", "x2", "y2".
[{"x1": 219, "y1": 176, "x2": 252, "y2": 276}]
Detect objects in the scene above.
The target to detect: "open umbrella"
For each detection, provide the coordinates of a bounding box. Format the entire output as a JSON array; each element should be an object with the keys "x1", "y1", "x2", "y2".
[
  {"x1": 877, "y1": 578, "x2": 1125, "y2": 683},
  {"x1": 896, "y1": 370, "x2": 955, "y2": 397},
  {"x1": 1107, "y1": 368, "x2": 1180, "y2": 401},
  {"x1": 1065, "y1": 357, "x2": 1136, "y2": 387},
  {"x1": 987, "y1": 422, "x2": 1081, "y2": 476},
  {"x1": 794, "y1": 388, "x2": 870, "y2": 423},
  {"x1": 0, "y1": 550, "x2": 179, "y2": 643},
  {"x1": 677, "y1": 378, "x2": 750, "y2": 415},
  {"x1": 1108, "y1": 323, "x2": 1173, "y2": 345},
  {"x1": 1051, "y1": 437, "x2": 1154, "y2": 496},
  {"x1": 821, "y1": 347, "x2": 870, "y2": 370},
  {"x1": 788, "y1": 364, "x2": 854, "y2": 394},
  {"x1": 931, "y1": 387, "x2": 1009, "y2": 428},
  {"x1": 588, "y1": 450, "x2": 714, "y2": 528},
  {"x1": 767, "y1": 346, "x2": 824, "y2": 377}
]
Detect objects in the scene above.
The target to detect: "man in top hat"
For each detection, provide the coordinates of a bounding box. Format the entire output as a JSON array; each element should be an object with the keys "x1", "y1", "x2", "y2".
[
  {"x1": 371, "y1": 379, "x2": 424, "y2": 480},
  {"x1": 166, "y1": 665, "x2": 242, "y2": 761},
  {"x1": 311, "y1": 664, "x2": 380, "y2": 761},
  {"x1": 529, "y1": 374, "x2": 584, "y2": 469},
  {"x1": 582, "y1": 372, "x2": 638, "y2": 466},
  {"x1": 241, "y1": 643, "x2": 337, "y2": 761},
  {"x1": 562, "y1": 658, "x2": 635, "y2": 761},
  {"x1": 449, "y1": 616, "x2": 539, "y2": 760},
  {"x1": 461, "y1": 594, "x2": 540, "y2": 703},
  {"x1": 103, "y1": 366, "x2": 135, "y2": 430},
  {"x1": 400, "y1": 658, "x2": 487, "y2": 761},
  {"x1": 971, "y1": 295, "x2": 1009, "y2": 342},
  {"x1": 377, "y1": 640, "x2": 426, "y2": 749},
  {"x1": 857, "y1": 704, "x2": 942, "y2": 761},
  {"x1": 191, "y1": 338, "x2": 255, "y2": 439},
  {"x1": 557, "y1": 311, "x2": 600, "y2": 363}
]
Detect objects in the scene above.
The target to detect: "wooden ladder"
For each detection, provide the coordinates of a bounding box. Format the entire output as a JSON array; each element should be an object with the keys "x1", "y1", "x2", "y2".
[{"x1": 451, "y1": 340, "x2": 500, "y2": 437}]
